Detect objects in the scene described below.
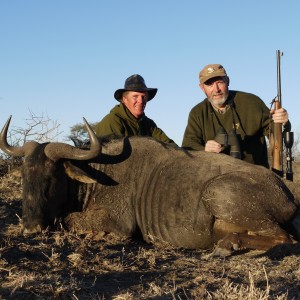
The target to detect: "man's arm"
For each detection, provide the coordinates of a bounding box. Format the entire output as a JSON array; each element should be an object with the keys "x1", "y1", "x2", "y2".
[
  {"x1": 181, "y1": 111, "x2": 205, "y2": 150},
  {"x1": 95, "y1": 114, "x2": 125, "y2": 138},
  {"x1": 151, "y1": 126, "x2": 176, "y2": 144},
  {"x1": 146, "y1": 118, "x2": 176, "y2": 144}
]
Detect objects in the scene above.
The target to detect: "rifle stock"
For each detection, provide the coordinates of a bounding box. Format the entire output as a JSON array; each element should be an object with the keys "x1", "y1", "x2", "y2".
[{"x1": 271, "y1": 100, "x2": 283, "y2": 176}]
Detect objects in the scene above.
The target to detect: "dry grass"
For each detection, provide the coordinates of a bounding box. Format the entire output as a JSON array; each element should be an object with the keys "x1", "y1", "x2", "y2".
[{"x1": 1, "y1": 164, "x2": 300, "y2": 299}]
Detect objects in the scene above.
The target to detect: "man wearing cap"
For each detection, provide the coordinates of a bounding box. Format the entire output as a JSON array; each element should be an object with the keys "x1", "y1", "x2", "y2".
[
  {"x1": 95, "y1": 74, "x2": 175, "y2": 144},
  {"x1": 182, "y1": 64, "x2": 290, "y2": 167}
]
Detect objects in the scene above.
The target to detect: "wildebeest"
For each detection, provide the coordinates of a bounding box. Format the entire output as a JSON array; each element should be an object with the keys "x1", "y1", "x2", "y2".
[{"x1": 1, "y1": 116, "x2": 299, "y2": 256}]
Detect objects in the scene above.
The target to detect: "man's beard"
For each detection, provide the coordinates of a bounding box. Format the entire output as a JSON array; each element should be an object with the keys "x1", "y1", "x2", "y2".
[{"x1": 208, "y1": 91, "x2": 229, "y2": 108}]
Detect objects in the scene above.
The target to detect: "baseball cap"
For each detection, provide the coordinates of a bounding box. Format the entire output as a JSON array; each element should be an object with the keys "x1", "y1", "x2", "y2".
[{"x1": 199, "y1": 64, "x2": 227, "y2": 84}]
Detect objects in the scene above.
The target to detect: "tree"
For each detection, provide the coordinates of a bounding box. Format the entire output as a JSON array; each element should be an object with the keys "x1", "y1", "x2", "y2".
[
  {"x1": 68, "y1": 121, "x2": 98, "y2": 147},
  {"x1": 5, "y1": 110, "x2": 62, "y2": 147},
  {"x1": 0, "y1": 111, "x2": 62, "y2": 175}
]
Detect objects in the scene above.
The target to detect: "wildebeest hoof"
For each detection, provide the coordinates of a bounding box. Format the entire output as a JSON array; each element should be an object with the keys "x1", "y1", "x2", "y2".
[
  {"x1": 211, "y1": 246, "x2": 232, "y2": 257},
  {"x1": 212, "y1": 233, "x2": 242, "y2": 256}
]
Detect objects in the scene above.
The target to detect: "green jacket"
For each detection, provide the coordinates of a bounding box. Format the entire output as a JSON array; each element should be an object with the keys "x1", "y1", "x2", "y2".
[
  {"x1": 95, "y1": 103, "x2": 175, "y2": 144},
  {"x1": 182, "y1": 90, "x2": 291, "y2": 168}
]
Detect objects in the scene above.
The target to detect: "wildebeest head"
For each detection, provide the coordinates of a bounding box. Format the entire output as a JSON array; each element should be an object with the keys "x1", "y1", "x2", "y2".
[{"x1": 0, "y1": 116, "x2": 101, "y2": 234}]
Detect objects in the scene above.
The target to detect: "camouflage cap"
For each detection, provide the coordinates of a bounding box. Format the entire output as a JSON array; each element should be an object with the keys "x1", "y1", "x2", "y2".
[{"x1": 199, "y1": 64, "x2": 227, "y2": 84}]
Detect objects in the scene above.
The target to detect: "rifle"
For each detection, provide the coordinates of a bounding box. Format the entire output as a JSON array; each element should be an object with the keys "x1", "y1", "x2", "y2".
[{"x1": 271, "y1": 50, "x2": 294, "y2": 181}]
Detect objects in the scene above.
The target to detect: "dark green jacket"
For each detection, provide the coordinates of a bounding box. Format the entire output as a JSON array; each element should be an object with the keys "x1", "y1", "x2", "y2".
[
  {"x1": 95, "y1": 103, "x2": 175, "y2": 144},
  {"x1": 182, "y1": 90, "x2": 291, "y2": 168}
]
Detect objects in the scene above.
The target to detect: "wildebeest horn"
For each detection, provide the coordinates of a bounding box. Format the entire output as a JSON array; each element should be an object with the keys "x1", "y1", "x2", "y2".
[
  {"x1": 44, "y1": 117, "x2": 101, "y2": 161},
  {"x1": 0, "y1": 115, "x2": 40, "y2": 157}
]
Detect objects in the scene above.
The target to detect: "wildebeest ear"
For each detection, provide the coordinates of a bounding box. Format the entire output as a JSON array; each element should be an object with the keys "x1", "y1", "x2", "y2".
[{"x1": 63, "y1": 161, "x2": 96, "y2": 184}]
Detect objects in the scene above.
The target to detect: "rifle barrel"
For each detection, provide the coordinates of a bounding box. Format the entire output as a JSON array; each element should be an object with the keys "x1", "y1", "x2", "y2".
[{"x1": 277, "y1": 50, "x2": 283, "y2": 104}]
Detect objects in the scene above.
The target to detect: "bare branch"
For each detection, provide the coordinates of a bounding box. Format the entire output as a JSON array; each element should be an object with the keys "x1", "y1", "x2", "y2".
[{"x1": 0, "y1": 110, "x2": 62, "y2": 160}]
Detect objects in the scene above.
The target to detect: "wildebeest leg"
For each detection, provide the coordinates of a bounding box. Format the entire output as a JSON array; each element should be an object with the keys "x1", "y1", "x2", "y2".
[
  {"x1": 64, "y1": 207, "x2": 110, "y2": 233},
  {"x1": 212, "y1": 220, "x2": 294, "y2": 256},
  {"x1": 64, "y1": 205, "x2": 135, "y2": 238},
  {"x1": 202, "y1": 172, "x2": 297, "y2": 256}
]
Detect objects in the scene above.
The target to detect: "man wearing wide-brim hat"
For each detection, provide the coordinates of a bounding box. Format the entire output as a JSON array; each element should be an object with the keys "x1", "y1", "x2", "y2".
[{"x1": 95, "y1": 74, "x2": 175, "y2": 144}]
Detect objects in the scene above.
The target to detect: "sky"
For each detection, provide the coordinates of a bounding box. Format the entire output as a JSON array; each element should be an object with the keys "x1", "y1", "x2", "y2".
[{"x1": 1, "y1": 1, "x2": 300, "y2": 148}]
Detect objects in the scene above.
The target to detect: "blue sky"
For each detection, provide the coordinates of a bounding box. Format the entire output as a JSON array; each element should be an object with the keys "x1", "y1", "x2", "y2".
[{"x1": 1, "y1": 1, "x2": 299, "y2": 147}]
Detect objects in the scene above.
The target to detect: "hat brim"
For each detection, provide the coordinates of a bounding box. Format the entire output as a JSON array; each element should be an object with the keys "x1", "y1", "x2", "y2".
[
  {"x1": 114, "y1": 88, "x2": 157, "y2": 101},
  {"x1": 201, "y1": 74, "x2": 227, "y2": 84}
]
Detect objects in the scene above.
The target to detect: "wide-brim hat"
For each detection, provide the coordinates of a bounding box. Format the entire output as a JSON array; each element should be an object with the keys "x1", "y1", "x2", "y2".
[{"x1": 114, "y1": 74, "x2": 158, "y2": 101}]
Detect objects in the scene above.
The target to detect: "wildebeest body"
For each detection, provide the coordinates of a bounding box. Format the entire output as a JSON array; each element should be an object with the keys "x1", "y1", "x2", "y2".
[{"x1": 67, "y1": 137, "x2": 297, "y2": 250}]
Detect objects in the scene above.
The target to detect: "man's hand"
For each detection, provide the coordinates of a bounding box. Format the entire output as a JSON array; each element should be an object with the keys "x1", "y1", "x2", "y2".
[
  {"x1": 205, "y1": 140, "x2": 222, "y2": 153},
  {"x1": 271, "y1": 107, "x2": 289, "y2": 125}
]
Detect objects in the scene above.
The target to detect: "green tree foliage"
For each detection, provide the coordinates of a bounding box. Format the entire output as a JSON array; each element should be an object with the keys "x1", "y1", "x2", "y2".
[{"x1": 68, "y1": 121, "x2": 98, "y2": 147}]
